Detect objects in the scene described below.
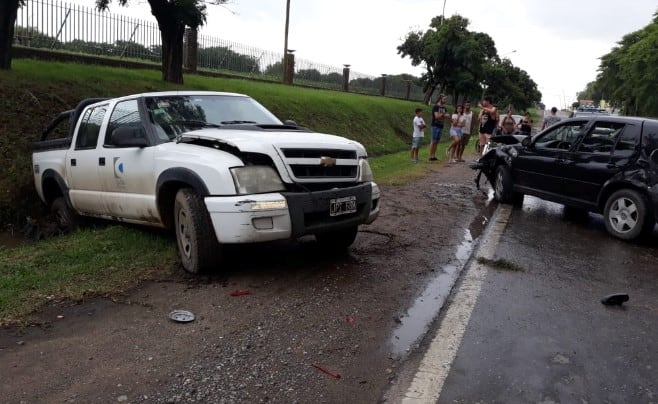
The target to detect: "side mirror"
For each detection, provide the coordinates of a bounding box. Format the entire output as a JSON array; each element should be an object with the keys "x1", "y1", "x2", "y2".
[
  {"x1": 111, "y1": 126, "x2": 148, "y2": 148},
  {"x1": 521, "y1": 137, "x2": 532, "y2": 148},
  {"x1": 283, "y1": 119, "x2": 298, "y2": 127}
]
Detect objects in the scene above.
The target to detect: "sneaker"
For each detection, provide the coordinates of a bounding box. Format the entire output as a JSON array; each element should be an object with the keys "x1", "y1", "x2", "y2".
[
  {"x1": 450, "y1": 159, "x2": 458, "y2": 163},
  {"x1": 429, "y1": 157, "x2": 438, "y2": 161},
  {"x1": 445, "y1": 148, "x2": 451, "y2": 158},
  {"x1": 457, "y1": 158, "x2": 465, "y2": 162}
]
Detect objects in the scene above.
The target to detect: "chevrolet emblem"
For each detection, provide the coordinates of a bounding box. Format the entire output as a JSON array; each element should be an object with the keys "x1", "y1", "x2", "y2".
[{"x1": 319, "y1": 156, "x2": 337, "y2": 167}]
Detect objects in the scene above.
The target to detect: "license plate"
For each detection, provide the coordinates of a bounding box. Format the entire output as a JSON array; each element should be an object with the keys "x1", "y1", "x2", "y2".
[{"x1": 330, "y1": 196, "x2": 357, "y2": 216}]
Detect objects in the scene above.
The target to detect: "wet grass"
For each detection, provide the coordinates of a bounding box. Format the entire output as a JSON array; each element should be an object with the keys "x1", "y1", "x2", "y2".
[
  {"x1": 476, "y1": 256, "x2": 525, "y2": 272},
  {"x1": 0, "y1": 225, "x2": 178, "y2": 325}
]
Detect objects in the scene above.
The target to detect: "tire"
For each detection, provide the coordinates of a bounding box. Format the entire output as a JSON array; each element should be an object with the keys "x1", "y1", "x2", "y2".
[
  {"x1": 174, "y1": 188, "x2": 221, "y2": 274},
  {"x1": 603, "y1": 189, "x2": 654, "y2": 240},
  {"x1": 51, "y1": 197, "x2": 79, "y2": 234},
  {"x1": 315, "y1": 226, "x2": 359, "y2": 252},
  {"x1": 493, "y1": 165, "x2": 521, "y2": 204}
]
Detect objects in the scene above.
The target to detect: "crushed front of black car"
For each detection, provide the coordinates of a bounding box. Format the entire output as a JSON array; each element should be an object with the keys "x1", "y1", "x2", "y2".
[{"x1": 470, "y1": 134, "x2": 522, "y2": 189}]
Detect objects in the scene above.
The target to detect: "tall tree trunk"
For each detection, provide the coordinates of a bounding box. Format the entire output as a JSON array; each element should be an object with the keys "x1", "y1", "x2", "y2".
[
  {"x1": 159, "y1": 22, "x2": 185, "y2": 84},
  {"x1": 0, "y1": 0, "x2": 20, "y2": 70}
]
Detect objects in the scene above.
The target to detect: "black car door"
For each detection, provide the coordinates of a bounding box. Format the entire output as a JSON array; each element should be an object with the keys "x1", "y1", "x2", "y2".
[
  {"x1": 513, "y1": 120, "x2": 589, "y2": 197},
  {"x1": 559, "y1": 120, "x2": 641, "y2": 205}
]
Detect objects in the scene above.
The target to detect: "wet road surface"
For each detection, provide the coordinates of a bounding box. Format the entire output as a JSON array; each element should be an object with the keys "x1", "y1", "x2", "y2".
[{"x1": 438, "y1": 196, "x2": 658, "y2": 403}]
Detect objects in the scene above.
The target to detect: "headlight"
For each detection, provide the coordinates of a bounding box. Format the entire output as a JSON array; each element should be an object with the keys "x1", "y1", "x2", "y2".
[
  {"x1": 358, "y1": 158, "x2": 374, "y2": 182},
  {"x1": 230, "y1": 166, "x2": 285, "y2": 194}
]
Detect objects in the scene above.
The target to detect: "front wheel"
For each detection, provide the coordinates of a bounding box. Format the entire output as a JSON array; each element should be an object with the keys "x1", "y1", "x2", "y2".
[
  {"x1": 315, "y1": 226, "x2": 359, "y2": 252},
  {"x1": 603, "y1": 189, "x2": 654, "y2": 240},
  {"x1": 174, "y1": 188, "x2": 221, "y2": 274},
  {"x1": 494, "y1": 165, "x2": 523, "y2": 204}
]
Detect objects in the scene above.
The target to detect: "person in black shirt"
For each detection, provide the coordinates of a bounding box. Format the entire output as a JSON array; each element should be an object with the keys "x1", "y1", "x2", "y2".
[{"x1": 429, "y1": 95, "x2": 449, "y2": 161}]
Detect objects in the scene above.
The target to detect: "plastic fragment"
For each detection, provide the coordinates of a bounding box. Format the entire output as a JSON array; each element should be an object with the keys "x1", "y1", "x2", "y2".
[
  {"x1": 312, "y1": 364, "x2": 342, "y2": 379},
  {"x1": 230, "y1": 290, "x2": 252, "y2": 297},
  {"x1": 346, "y1": 316, "x2": 355, "y2": 324}
]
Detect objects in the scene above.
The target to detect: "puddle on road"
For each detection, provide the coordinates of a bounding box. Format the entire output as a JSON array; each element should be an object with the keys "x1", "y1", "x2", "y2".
[{"x1": 388, "y1": 187, "x2": 497, "y2": 359}]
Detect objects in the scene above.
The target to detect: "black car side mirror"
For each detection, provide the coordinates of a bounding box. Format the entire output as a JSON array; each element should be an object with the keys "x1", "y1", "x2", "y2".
[{"x1": 521, "y1": 137, "x2": 532, "y2": 148}]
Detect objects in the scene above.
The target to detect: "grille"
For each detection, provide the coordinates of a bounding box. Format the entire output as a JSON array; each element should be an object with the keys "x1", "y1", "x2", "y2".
[{"x1": 281, "y1": 148, "x2": 358, "y2": 180}]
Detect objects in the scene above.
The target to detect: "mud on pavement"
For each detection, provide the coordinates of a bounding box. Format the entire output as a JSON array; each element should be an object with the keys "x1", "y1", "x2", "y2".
[{"x1": 0, "y1": 161, "x2": 492, "y2": 404}]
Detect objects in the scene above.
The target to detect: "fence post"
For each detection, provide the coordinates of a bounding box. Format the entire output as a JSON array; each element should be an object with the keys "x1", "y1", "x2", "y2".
[
  {"x1": 284, "y1": 50, "x2": 295, "y2": 85},
  {"x1": 405, "y1": 80, "x2": 411, "y2": 100},
  {"x1": 380, "y1": 74, "x2": 387, "y2": 96},
  {"x1": 342, "y1": 64, "x2": 350, "y2": 92},
  {"x1": 184, "y1": 27, "x2": 198, "y2": 72}
]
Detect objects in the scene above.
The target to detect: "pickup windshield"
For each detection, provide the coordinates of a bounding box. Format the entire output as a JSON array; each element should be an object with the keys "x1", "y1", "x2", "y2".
[{"x1": 145, "y1": 94, "x2": 283, "y2": 140}]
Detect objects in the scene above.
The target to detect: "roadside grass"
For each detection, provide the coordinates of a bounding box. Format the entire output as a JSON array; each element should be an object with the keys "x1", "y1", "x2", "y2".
[
  {"x1": 476, "y1": 256, "x2": 525, "y2": 272},
  {"x1": 0, "y1": 225, "x2": 178, "y2": 324}
]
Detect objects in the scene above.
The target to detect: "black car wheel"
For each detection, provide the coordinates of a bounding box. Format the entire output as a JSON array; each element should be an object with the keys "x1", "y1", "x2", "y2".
[
  {"x1": 603, "y1": 189, "x2": 654, "y2": 240},
  {"x1": 493, "y1": 165, "x2": 523, "y2": 205},
  {"x1": 174, "y1": 188, "x2": 221, "y2": 274}
]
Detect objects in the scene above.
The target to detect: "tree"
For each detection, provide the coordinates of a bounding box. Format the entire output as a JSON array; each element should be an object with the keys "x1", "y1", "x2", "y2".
[
  {"x1": 397, "y1": 15, "x2": 497, "y2": 104},
  {"x1": 96, "y1": 0, "x2": 228, "y2": 84},
  {"x1": 584, "y1": 9, "x2": 658, "y2": 116},
  {"x1": 0, "y1": 0, "x2": 23, "y2": 70}
]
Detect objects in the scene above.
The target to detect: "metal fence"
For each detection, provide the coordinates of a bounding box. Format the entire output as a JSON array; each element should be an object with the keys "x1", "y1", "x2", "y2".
[{"x1": 14, "y1": 0, "x2": 424, "y2": 101}]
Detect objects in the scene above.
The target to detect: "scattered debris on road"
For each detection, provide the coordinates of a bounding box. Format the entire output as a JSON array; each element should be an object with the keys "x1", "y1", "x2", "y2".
[
  {"x1": 230, "y1": 290, "x2": 252, "y2": 297},
  {"x1": 168, "y1": 310, "x2": 196, "y2": 323},
  {"x1": 312, "y1": 364, "x2": 342, "y2": 379},
  {"x1": 601, "y1": 293, "x2": 629, "y2": 306}
]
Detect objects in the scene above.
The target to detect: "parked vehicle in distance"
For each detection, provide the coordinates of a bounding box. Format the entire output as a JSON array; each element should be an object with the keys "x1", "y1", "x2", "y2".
[
  {"x1": 471, "y1": 115, "x2": 658, "y2": 240},
  {"x1": 32, "y1": 91, "x2": 381, "y2": 274}
]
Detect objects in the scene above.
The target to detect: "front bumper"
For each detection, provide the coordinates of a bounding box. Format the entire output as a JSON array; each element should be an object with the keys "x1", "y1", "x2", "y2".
[{"x1": 204, "y1": 182, "x2": 380, "y2": 244}]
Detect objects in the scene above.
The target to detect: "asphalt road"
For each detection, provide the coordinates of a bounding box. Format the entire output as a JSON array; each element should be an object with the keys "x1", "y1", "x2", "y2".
[{"x1": 435, "y1": 196, "x2": 658, "y2": 403}]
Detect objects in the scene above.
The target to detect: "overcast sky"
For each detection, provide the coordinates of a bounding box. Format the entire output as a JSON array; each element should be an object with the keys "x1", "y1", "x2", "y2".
[{"x1": 73, "y1": 0, "x2": 657, "y2": 108}]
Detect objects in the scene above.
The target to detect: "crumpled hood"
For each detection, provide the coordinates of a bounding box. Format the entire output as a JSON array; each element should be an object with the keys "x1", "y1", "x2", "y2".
[{"x1": 181, "y1": 127, "x2": 367, "y2": 156}]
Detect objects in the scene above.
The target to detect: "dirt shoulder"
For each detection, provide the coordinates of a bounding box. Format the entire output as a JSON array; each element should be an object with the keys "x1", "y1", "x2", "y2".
[{"x1": 0, "y1": 160, "x2": 490, "y2": 404}]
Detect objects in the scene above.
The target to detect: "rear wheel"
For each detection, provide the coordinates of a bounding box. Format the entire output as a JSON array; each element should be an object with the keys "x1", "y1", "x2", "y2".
[
  {"x1": 603, "y1": 189, "x2": 654, "y2": 240},
  {"x1": 174, "y1": 188, "x2": 221, "y2": 274},
  {"x1": 494, "y1": 165, "x2": 523, "y2": 204},
  {"x1": 315, "y1": 226, "x2": 359, "y2": 252},
  {"x1": 51, "y1": 197, "x2": 79, "y2": 234}
]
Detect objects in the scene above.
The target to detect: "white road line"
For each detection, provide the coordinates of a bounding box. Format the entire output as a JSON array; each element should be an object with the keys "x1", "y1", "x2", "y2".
[{"x1": 400, "y1": 204, "x2": 513, "y2": 404}]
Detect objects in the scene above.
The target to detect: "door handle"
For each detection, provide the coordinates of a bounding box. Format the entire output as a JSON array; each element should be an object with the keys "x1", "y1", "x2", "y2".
[
  {"x1": 606, "y1": 163, "x2": 618, "y2": 169},
  {"x1": 99, "y1": 157, "x2": 105, "y2": 166}
]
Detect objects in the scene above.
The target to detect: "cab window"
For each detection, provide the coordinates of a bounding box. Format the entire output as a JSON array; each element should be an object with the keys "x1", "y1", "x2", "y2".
[
  {"x1": 105, "y1": 99, "x2": 145, "y2": 147},
  {"x1": 75, "y1": 105, "x2": 107, "y2": 150},
  {"x1": 612, "y1": 124, "x2": 640, "y2": 158}
]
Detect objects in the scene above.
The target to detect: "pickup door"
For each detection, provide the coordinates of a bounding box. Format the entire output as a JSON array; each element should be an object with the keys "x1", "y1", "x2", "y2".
[
  {"x1": 97, "y1": 98, "x2": 160, "y2": 223},
  {"x1": 66, "y1": 104, "x2": 108, "y2": 215}
]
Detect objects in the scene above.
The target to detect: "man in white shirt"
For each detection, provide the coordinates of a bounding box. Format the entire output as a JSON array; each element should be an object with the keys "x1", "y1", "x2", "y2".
[
  {"x1": 410, "y1": 108, "x2": 426, "y2": 163},
  {"x1": 456, "y1": 101, "x2": 474, "y2": 162}
]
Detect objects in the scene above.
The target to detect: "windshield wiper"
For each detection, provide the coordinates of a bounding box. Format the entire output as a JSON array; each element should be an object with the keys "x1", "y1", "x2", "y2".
[
  {"x1": 171, "y1": 120, "x2": 221, "y2": 128},
  {"x1": 220, "y1": 120, "x2": 258, "y2": 124}
]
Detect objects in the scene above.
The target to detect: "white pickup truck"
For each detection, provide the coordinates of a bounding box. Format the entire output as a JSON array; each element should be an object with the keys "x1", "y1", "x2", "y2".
[{"x1": 33, "y1": 91, "x2": 380, "y2": 273}]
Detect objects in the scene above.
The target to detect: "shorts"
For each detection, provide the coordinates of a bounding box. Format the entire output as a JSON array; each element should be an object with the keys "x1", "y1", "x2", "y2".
[
  {"x1": 411, "y1": 136, "x2": 423, "y2": 149},
  {"x1": 450, "y1": 127, "x2": 462, "y2": 138},
  {"x1": 460, "y1": 132, "x2": 471, "y2": 145},
  {"x1": 431, "y1": 125, "x2": 443, "y2": 142}
]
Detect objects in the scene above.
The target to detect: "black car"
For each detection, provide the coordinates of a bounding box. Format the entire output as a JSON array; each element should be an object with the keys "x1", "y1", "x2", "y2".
[{"x1": 472, "y1": 116, "x2": 658, "y2": 240}]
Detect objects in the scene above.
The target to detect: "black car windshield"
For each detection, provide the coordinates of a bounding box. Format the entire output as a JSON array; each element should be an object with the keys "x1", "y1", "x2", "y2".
[{"x1": 145, "y1": 94, "x2": 282, "y2": 140}]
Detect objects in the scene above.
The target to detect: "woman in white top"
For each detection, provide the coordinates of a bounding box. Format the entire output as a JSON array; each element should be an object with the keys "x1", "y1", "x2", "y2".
[{"x1": 448, "y1": 104, "x2": 466, "y2": 163}]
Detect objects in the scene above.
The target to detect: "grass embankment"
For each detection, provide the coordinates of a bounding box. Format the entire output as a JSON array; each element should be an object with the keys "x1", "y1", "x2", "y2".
[{"x1": 1, "y1": 59, "x2": 460, "y2": 324}]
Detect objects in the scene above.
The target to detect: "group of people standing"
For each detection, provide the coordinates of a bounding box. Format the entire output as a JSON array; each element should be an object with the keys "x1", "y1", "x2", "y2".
[
  {"x1": 411, "y1": 96, "x2": 561, "y2": 161},
  {"x1": 410, "y1": 95, "x2": 485, "y2": 162}
]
